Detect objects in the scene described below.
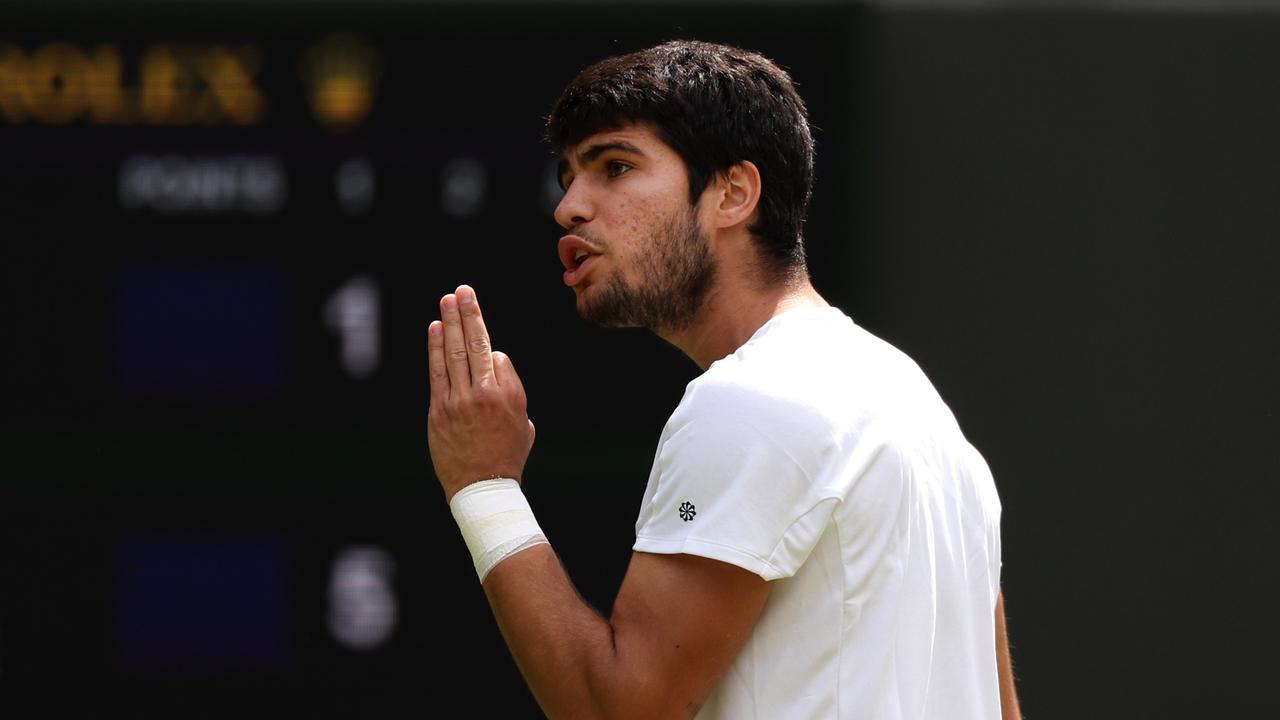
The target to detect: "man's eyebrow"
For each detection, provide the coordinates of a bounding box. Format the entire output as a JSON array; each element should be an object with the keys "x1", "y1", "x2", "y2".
[
  {"x1": 577, "y1": 140, "x2": 645, "y2": 166},
  {"x1": 558, "y1": 140, "x2": 646, "y2": 189}
]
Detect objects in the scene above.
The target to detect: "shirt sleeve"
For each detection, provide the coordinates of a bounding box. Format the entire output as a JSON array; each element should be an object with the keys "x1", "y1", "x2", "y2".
[{"x1": 633, "y1": 380, "x2": 838, "y2": 581}]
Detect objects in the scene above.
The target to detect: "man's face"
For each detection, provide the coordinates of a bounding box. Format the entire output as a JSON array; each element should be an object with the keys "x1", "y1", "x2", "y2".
[{"x1": 554, "y1": 123, "x2": 716, "y2": 334}]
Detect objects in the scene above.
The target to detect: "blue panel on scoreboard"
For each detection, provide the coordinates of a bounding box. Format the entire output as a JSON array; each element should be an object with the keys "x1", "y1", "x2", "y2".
[
  {"x1": 114, "y1": 262, "x2": 288, "y2": 398},
  {"x1": 115, "y1": 531, "x2": 289, "y2": 671}
]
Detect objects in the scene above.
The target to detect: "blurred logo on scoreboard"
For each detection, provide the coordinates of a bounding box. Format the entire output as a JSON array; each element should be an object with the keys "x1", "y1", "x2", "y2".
[
  {"x1": 304, "y1": 36, "x2": 380, "y2": 132},
  {"x1": 0, "y1": 42, "x2": 265, "y2": 125}
]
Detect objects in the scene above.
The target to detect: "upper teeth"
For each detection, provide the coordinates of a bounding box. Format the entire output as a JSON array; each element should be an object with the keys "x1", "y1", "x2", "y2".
[{"x1": 574, "y1": 250, "x2": 589, "y2": 262}]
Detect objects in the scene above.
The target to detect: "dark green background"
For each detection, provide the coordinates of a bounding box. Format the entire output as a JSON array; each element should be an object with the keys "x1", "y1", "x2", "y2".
[{"x1": 1, "y1": 2, "x2": 1276, "y2": 717}]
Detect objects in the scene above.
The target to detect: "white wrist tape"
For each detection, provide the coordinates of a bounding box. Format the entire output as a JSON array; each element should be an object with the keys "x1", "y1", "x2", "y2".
[{"x1": 449, "y1": 478, "x2": 548, "y2": 582}]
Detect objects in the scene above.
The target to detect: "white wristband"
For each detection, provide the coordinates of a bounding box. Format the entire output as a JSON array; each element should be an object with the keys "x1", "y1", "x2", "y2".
[{"x1": 449, "y1": 478, "x2": 548, "y2": 583}]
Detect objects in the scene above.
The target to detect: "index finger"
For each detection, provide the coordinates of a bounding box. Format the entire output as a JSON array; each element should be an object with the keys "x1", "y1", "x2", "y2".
[
  {"x1": 427, "y1": 320, "x2": 449, "y2": 403},
  {"x1": 455, "y1": 285, "x2": 496, "y2": 386}
]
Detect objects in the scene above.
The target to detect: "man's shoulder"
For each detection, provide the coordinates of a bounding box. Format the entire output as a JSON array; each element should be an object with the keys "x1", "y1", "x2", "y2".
[
  {"x1": 670, "y1": 329, "x2": 857, "y2": 439},
  {"x1": 673, "y1": 305, "x2": 952, "y2": 440},
  {"x1": 687, "y1": 307, "x2": 876, "y2": 403}
]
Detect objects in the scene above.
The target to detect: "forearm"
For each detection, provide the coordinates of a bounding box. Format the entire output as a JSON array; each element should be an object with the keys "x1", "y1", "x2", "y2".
[
  {"x1": 482, "y1": 545, "x2": 648, "y2": 720},
  {"x1": 995, "y1": 590, "x2": 1023, "y2": 720}
]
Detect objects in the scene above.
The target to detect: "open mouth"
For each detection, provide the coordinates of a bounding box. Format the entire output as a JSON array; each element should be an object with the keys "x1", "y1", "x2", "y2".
[{"x1": 558, "y1": 234, "x2": 601, "y2": 286}]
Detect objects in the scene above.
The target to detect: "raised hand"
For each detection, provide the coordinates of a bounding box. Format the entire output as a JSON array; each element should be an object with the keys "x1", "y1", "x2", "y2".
[{"x1": 427, "y1": 285, "x2": 535, "y2": 501}]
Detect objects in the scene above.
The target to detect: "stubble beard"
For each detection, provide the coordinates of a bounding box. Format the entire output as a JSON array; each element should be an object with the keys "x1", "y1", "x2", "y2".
[{"x1": 577, "y1": 206, "x2": 716, "y2": 335}]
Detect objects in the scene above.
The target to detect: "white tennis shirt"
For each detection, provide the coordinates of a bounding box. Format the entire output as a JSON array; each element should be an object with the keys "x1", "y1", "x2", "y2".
[{"x1": 634, "y1": 306, "x2": 1003, "y2": 719}]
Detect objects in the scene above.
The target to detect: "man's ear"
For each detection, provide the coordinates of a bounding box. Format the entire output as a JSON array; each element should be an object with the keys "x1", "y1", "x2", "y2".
[{"x1": 713, "y1": 161, "x2": 762, "y2": 230}]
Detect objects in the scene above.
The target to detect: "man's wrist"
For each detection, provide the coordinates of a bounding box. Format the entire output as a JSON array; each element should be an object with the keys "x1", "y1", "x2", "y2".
[
  {"x1": 449, "y1": 478, "x2": 548, "y2": 582},
  {"x1": 441, "y1": 472, "x2": 525, "y2": 504}
]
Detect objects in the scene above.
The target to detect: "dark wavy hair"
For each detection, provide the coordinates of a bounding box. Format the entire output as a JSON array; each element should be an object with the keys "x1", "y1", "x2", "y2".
[{"x1": 547, "y1": 40, "x2": 815, "y2": 280}]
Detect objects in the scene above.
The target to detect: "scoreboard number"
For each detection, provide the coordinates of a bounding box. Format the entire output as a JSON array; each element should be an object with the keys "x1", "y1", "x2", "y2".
[{"x1": 323, "y1": 275, "x2": 381, "y2": 380}]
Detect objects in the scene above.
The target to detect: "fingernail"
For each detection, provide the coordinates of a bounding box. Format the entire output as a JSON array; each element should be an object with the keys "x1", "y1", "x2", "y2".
[
  {"x1": 442, "y1": 295, "x2": 457, "y2": 311},
  {"x1": 457, "y1": 286, "x2": 474, "y2": 304},
  {"x1": 429, "y1": 322, "x2": 441, "y2": 336}
]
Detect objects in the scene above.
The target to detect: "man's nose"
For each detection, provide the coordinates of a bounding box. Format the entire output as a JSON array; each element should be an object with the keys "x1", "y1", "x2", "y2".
[{"x1": 553, "y1": 181, "x2": 593, "y2": 230}]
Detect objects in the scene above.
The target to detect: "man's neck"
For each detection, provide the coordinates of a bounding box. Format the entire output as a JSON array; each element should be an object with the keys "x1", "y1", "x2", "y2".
[{"x1": 661, "y1": 273, "x2": 829, "y2": 371}]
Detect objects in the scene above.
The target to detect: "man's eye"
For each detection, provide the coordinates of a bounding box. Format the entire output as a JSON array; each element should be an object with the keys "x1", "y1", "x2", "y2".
[{"x1": 607, "y1": 161, "x2": 632, "y2": 178}]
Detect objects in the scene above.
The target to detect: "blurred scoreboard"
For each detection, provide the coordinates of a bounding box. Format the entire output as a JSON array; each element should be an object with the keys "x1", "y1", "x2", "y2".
[{"x1": 0, "y1": 2, "x2": 864, "y2": 715}]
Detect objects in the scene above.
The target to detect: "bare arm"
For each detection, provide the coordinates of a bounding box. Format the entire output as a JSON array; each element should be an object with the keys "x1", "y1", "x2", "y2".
[
  {"x1": 428, "y1": 285, "x2": 770, "y2": 719},
  {"x1": 996, "y1": 589, "x2": 1023, "y2": 720},
  {"x1": 485, "y1": 547, "x2": 769, "y2": 719}
]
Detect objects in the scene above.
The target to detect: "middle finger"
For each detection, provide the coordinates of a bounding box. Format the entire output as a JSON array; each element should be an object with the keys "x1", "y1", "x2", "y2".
[{"x1": 440, "y1": 293, "x2": 471, "y2": 391}]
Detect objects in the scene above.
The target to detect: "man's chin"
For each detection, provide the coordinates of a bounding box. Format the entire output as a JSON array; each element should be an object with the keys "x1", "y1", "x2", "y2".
[
  {"x1": 576, "y1": 305, "x2": 629, "y2": 328},
  {"x1": 575, "y1": 289, "x2": 637, "y2": 329}
]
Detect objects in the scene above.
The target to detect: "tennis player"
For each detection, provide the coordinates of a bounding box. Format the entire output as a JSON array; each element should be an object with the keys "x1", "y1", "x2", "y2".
[{"x1": 428, "y1": 40, "x2": 1022, "y2": 719}]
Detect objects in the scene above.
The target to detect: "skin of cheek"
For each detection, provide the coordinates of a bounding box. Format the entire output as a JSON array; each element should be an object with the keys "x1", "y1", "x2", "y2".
[
  {"x1": 617, "y1": 191, "x2": 673, "y2": 274},
  {"x1": 609, "y1": 158, "x2": 690, "y2": 286}
]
